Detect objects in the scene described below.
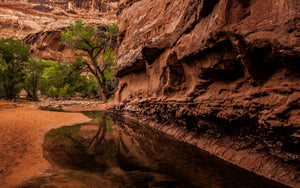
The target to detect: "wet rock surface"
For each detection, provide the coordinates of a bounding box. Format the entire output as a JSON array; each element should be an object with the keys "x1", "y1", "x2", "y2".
[
  {"x1": 110, "y1": 114, "x2": 288, "y2": 188},
  {"x1": 114, "y1": 0, "x2": 300, "y2": 187}
]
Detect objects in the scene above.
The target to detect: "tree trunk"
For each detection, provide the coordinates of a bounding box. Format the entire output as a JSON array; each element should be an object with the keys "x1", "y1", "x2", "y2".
[
  {"x1": 94, "y1": 73, "x2": 106, "y2": 101},
  {"x1": 32, "y1": 84, "x2": 38, "y2": 101},
  {"x1": 6, "y1": 84, "x2": 15, "y2": 100},
  {"x1": 100, "y1": 82, "x2": 106, "y2": 101},
  {"x1": 88, "y1": 111, "x2": 107, "y2": 154},
  {"x1": 25, "y1": 88, "x2": 32, "y2": 99},
  {"x1": 85, "y1": 61, "x2": 107, "y2": 101}
]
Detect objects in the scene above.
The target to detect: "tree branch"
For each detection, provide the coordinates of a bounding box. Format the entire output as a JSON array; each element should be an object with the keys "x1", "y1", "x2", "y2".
[
  {"x1": 85, "y1": 62, "x2": 96, "y2": 76},
  {"x1": 82, "y1": 38, "x2": 94, "y2": 49}
]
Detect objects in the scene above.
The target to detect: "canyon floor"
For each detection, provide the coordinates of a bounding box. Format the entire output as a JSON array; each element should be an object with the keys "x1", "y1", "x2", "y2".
[{"x1": 0, "y1": 99, "x2": 112, "y2": 187}]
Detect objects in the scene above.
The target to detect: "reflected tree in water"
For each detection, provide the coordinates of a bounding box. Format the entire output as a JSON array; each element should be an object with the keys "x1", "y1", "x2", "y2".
[{"x1": 87, "y1": 111, "x2": 107, "y2": 155}]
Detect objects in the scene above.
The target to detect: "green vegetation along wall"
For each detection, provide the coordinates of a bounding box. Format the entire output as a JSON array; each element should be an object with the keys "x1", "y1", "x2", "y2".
[
  {"x1": 0, "y1": 38, "x2": 29, "y2": 99},
  {"x1": 0, "y1": 37, "x2": 118, "y2": 100}
]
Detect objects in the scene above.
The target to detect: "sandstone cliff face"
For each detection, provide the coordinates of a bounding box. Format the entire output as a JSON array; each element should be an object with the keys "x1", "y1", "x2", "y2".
[
  {"x1": 0, "y1": 1, "x2": 118, "y2": 61},
  {"x1": 4, "y1": 0, "x2": 119, "y2": 14},
  {"x1": 22, "y1": 24, "x2": 115, "y2": 62},
  {"x1": 114, "y1": 0, "x2": 300, "y2": 187}
]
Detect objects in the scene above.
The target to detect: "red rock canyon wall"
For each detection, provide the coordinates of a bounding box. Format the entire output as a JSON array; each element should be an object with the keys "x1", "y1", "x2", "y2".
[
  {"x1": 114, "y1": 0, "x2": 300, "y2": 187},
  {"x1": 0, "y1": 0, "x2": 119, "y2": 62}
]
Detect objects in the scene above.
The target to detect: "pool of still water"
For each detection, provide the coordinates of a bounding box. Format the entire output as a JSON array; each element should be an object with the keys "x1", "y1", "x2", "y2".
[{"x1": 19, "y1": 111, "x2": 287, "y2": 188}]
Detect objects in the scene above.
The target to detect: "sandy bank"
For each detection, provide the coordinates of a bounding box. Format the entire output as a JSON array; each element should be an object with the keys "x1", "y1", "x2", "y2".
[{"x1": 0, "y1": 101, "x2": 91, "y2": 187}]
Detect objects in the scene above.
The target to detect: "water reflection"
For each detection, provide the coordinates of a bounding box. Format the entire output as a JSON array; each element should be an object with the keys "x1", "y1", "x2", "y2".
[
  {"x1": 20, "y1": 111, "x2": 287, "y2": 187},
  {"x1": 43, "y1": 111, "x2": 117, "y2": 173},
  {"x1": 111, "y1": 114, "x2": 286, "y2": 188},
  {"x1": 87, "y1": 111, "x2": 107, "y2": 156}
]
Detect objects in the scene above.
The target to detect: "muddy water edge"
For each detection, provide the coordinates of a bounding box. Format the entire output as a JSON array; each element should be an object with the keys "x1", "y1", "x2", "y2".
[{"x1": 18, "y1": 110, "x2": 288, "y2": 188}]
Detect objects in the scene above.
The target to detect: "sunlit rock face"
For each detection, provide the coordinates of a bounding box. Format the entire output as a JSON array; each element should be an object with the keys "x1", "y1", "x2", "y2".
[
  {"x1": 0, "y1": 0, "x2": 119, "y2": 62},
  {"x1": 114, "y1": 0, "x2": 299, "y2": 187}
]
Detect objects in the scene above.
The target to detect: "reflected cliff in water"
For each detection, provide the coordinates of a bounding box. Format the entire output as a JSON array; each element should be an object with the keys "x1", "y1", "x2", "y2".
[
  {"x1": 20, "y1": 111, "x2": 287, "y2": 187},
  {"x1": 110, "y1": 114, "x2": 286, "y2": 188}
]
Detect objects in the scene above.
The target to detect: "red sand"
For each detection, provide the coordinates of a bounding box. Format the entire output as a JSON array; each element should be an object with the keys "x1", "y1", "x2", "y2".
[{"x1": 0, "y1": 100, "x2": 91, "y2": 187}]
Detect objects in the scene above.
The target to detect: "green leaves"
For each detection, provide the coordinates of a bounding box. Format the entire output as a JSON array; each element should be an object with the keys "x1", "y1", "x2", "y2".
[
  {"x1": 62, "y1": 20, "x2": 99, "y2": 52},
  {"x1": 102, "y1": 47, "x2": 117, "y2": 69},
  {"x1": 106, "y1": 23, "x2": 119, "y2": 37},
  {"x1": 38, "y1": 60, "x2": 103, "y2": 98},
  {"x1": 0, "y1": 38, "x2": 30, "y2": 99},
  {"x1": 0, "y1": 38, "x2": 29, "y2": 64},
  {"x1": 72, "y1": 55, "x2": 87, "y2": 72},
  {"x1": 61, "y1": 19, "x2": 119, "y2": 100},
  {"x1": 23, "y1": 58, "x2": 46, "y2": 99},
  {"x1": 0, "y1": 36, "x2": 112, "y2": 99}
]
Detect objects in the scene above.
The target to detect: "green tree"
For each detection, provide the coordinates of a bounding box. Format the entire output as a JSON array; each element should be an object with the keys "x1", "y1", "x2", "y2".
[
  {"x1": 102, "y1": 47, "x2": 118, "y2": 98},
  {"x1": 61, "y1": 20, "x2": 118, "y2": 101},
  {"x1": 39, "y1": 60, "x2": 69, "y2": 98},
  {"x1": 38, "y1": 59, "x2": 98, "y2": 98},
  {"x1": 0, "y1": 38, "x2": 29, "y2": 99},
  {"x1": 23, "y1": 58, "x2": 45, "y2": 100}
]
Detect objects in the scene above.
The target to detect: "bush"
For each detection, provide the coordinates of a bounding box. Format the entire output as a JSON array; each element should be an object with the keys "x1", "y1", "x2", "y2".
[
  {"x1": 23, "y1": 58, "x2": 45, "y2": 100},
  {"x1": 0, "y1": 37, "x2": 117, "y2": 100},
  {"x1": 0, "y1": 38, "x2": 29, "y2": 99},
  {"x1": 39, "y1": 60, "x2": 100, "y2": 98}
]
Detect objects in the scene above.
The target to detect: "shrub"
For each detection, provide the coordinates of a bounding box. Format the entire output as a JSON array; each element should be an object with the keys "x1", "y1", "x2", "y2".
[{"x1": 0, "y1": 38, "x2": 29, "y2": 99}]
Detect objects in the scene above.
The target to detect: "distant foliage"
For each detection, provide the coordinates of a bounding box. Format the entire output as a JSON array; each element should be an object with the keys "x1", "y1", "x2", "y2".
[
  {"x1": 23, "y1": 58, "x2": 45, "y2": 100},
  {"x1": 0, "y1": 32, "x2": 118, "y2": 100},
  {"x1": 39, "y1": 60, "x2": 99, "y2": 98},
  {"x1": 0, "y1": 38, "x2": 29, "y2": 99},
  {"x1": 106, "y1": 23, "x2": 119, "y2": 37}
]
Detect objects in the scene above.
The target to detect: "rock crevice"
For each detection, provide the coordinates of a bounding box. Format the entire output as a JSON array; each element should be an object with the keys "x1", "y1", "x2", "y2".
[{"x1": 114, "y1": 0, "x2": 300, "y2": 187}]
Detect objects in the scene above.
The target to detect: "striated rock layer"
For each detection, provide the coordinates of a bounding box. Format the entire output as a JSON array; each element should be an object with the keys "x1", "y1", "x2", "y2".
[
  {"x1": 113, "y1": 0, "x2": 300, "y2": 187},
  {"x1": 0, "y1": 1, "x2": 118, "y2": 62}
]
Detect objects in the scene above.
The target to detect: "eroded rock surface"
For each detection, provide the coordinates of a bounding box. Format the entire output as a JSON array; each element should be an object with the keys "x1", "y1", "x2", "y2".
[
  {"x1": 0, "y1": 1, "x2": 118, "y2": 62},
  {"x1": 113, "y1": 0, "x2": 300, "y2": 187}
]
